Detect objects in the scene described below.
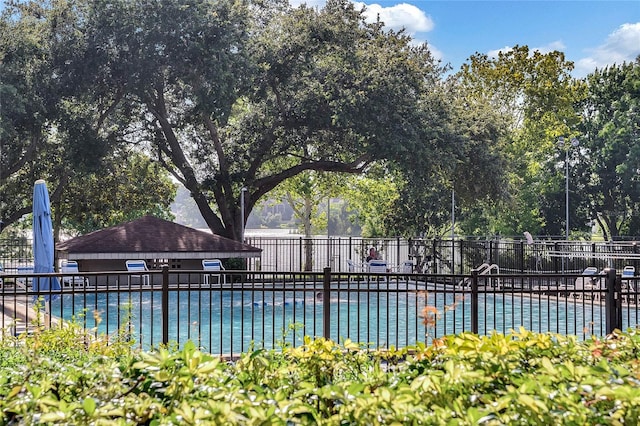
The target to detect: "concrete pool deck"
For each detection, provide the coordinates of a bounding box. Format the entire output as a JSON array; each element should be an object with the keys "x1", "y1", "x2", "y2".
[{"x1": 0, "y1": 295, "x2": 55, "y2": 336}]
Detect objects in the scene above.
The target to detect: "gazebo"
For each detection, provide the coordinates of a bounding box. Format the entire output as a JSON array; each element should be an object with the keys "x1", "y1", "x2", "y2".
[{"x1": 56, "y1": 215, "x2": 261, "y2": 279}]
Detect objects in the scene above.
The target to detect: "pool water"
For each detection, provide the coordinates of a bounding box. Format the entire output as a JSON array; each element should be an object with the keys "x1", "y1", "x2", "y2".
[{"x1": 49, "y1": 287, "x2": 618, "y2": 354}]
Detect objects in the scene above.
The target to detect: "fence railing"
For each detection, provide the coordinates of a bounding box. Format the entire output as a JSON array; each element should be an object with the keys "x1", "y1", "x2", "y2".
[
  {"x1": 3, "y1": 237, "x2": 640, "y2": 276},
  {"x1": 1, "y1": 267, "x2": 637, "y2": 355},
  {"x1": 245, "y1": 237, "x2": 640, "y2": 275}
]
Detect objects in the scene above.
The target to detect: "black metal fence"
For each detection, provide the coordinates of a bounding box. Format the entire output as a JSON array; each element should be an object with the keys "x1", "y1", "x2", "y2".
[
  {"x1": 244, "y1": 236, "x2": 640, "y2": 275},
  {"x1": 1, "y1": 267, "x2": 637, "y2": 355},
  {"x1": 3, "y1": 237, "x2": 640, "y2": 275}
]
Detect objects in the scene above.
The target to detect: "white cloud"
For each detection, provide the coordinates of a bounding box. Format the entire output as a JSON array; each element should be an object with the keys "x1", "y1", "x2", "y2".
[
  {"x1": 532, "y1": 41, "x2": 566, "y2": 55},
  {"x1": 353, "y1": 2, "x2": 434, "y2": 34},
  {"x1": 488, "y1": 41, "x2": 566, "y2": 60},
  {"x1": 289, "y1": 0, "x2": 438, "y2": 58},
  {"x1": 487, "y1": 46, "x2": 513, "y2": 59},
  {"x1": 576, "y1": 22, "x2": 640, "y2": 75},
  {"x1": 289, "y1": 0, "x2": 325, "y2": 8},
  {"x1": 289, "y1": 1, "x2": 433, "y2": 36}
]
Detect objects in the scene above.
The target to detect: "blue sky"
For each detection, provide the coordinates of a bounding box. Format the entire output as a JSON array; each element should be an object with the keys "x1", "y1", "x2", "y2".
[
  {"x1": 2, "y1": 1, "x2": 638, "y2": 78},
  {"x1": 299, "y1": 0, "x2": 640, "y2": 77}
]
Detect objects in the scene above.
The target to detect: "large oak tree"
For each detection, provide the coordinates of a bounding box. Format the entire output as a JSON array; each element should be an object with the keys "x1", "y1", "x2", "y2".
[{"x1": 39, "y1": 0, "x2": 456, "y2": 240}]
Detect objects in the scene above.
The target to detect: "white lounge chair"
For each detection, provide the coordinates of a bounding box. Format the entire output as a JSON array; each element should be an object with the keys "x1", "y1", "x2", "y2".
[
  {"x1": 347, "y1": 259, "x2": 366, "y2": 272},
  {"x1": 572, "y1": 266, "x2": 600, "y2": 300},
  {"x1": 60, "y1": 260, "x2": 87, "y2": 288},
  {"x1": 394, "y1": 261, "x2": 414, "y2": 282},
  {"x1": 622, "y1": 266, "x2": 636, "y2": 296},
  {"x1": 346, "y1": 259, "x2": 365, "y2": 281},
  {"x1": 398, "y1": 261, "x2": 414, "y2": 274},
  {"x1": 126, "y1": 260, "x2": 150, "y2": 286},
  {"x1": 202, "y1": 259, "x2": 226, "y2": 285},
  {"x1": 16, "y1": 265, "x2": 34, "y2": 289},
  {"x1": 367, "y1": 259, "x2": 388, "y2": 273}
]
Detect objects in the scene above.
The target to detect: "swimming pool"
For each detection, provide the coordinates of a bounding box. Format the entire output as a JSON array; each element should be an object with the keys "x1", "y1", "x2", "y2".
[{"x1": 47, "y1": 280, "x2": 634, "y2": 354}]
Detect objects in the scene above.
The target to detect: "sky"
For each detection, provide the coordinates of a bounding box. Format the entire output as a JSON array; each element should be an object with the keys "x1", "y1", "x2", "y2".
[
  {"x1": 295, "y1": 0, "x2": 640, "y2": 78},
  {"x1": 1, "y1": 0, "x2": 638, "y2": 77}
]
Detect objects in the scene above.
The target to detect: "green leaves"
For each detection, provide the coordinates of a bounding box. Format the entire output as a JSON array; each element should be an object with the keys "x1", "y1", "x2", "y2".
[
  {"x1": 3, "y1": 328, "x2": 640, "y2": 424},
  {"x1": 578, "y1": 58, "x2": 640, "y2": 238}
]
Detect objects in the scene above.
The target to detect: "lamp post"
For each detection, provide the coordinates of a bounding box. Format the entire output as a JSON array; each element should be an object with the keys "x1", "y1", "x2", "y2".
[
  {"x1": 451, "y1": 188, "x2": 455, "y2": 275},
  {"x1": 327, "y1": 197, "x2": 330, "y2": 238},
  {"x1": 557, "y1": 136, "x2": 579, "y2": 240},
  {"x1": 240, "y1": 187, "x2": 247, "y2": 242}
]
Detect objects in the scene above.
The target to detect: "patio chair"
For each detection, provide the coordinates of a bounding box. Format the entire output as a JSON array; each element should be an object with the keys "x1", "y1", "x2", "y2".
[
  {"x1": 347, "y1": 259, "x2": 363, "y2": 272},
  {"x1": 395, "y1": 260, "x2": 415, "y2": 282},
  {"x1": 60, "y1": 260, "x2": 87, "y2": 288},
  {"x1": 202, "y1": 259, "x2": 226, "y2": 285},
  {"x1": 367, "y1": 259, "x2": 388, "y2": 273},
  {"x1": 16, "y1": 265, "x2": 34, "y2": 289},
  {"x1": 572, "y1": 266, "x2": 600, "y2": 300},
  {"x1": 346, "y1": 259, "x2": 365, "y2": 282},
  {"x1": 398, "y1": 261, "x2": 414, "y2": 274},
  {"x1": 622, "y1": 266, "x2": 636, "y2": 300},
  {"x1": 126, "y1": 260, "x2": 150, "y2": 286}
]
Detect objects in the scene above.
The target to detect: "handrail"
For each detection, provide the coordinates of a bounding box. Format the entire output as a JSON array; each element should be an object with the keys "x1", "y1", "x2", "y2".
[{"x1": 459, "y1": 263, "x2": 500, "y2": 287}]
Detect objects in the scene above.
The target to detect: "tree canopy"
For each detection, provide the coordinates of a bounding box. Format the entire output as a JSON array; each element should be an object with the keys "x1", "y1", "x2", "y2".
[
  {"x1": 4, "y1": 0, "x2": 636, "y2": 241},
  {"x1": 577, "y1": 58, "x2": 640, "y2": 239},
  {"x1": 0, "y1": 0, "x2": 176, "y2": 237},
  {"x1": 22, "y1": 0, "x2": 481, "y2": 240}
]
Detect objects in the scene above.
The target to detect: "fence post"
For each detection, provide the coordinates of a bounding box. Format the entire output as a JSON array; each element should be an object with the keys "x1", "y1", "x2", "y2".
[
  {"x1": 604, "y1": 268, "x2": 621, "y2": 334},
  {"x1": 431, "y1": 239, "x2": 437, "y2": 274},
  {"x1": 616, "y1": 273, "x2": 623, "y2": 332},
  {"x1": 471, "y1": 268, "x2": 479, "y2": 334},
  {"x1": 162, "y1": 265, "x2": 169, "y2": 345},
  {"x1": 323, "y1": 267, "x2": 331, "y2": 340},
  {"x1": 489, "y1": 240, "x2": 494, "y2": 265}
]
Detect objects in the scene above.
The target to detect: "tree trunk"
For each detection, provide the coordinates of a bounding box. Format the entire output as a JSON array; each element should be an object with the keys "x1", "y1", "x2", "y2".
[{"x1": 303, "y1": 197, "x2": 313, "y2": 271}]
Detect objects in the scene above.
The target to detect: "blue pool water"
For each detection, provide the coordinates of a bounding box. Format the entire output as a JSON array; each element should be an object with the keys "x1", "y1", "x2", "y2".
[{"x1": 49, "y1": 286, "x2": 629, "y2": 354}]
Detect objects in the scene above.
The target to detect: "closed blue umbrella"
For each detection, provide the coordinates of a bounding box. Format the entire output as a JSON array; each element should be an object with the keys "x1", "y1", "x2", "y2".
[{"x1": 32, "y1": 179, "x2": 60, "y2": 301}]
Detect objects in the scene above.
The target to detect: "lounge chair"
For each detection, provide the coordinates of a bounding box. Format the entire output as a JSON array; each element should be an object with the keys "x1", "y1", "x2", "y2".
[
  {"x1": 395, "y1": 261, "x2": 415, "y2": 282},
  {"x1": 347, "y1": 259, "x2": 368, "y2": 272},
  {"x1": 126, "y1": 260, "x2": 150, "y2": 286},
  {"x1": 572, "y1": 266, "x2": 600, "y2": 300},
  {"x1": 60, "y1": 260, "x2": 87, "y2": 288},
  {"x1": 16, "y1": 265, "x2": 34, "y2": 289},
  {"x1": 202, "y1": 259, "x2": 226, "y2": 285},
  {"x1": 398, "y1": 261, "x2": 414, "y2": 274},
  {"x1": 622, "y1": 266, "x2": 636, "y2": 299},
  {"x1": 346, "y1": 259, "x2": 365, "y2": 282},
  {"x1": 367, "y1": 259, "x2": 388, "y2": 273}
]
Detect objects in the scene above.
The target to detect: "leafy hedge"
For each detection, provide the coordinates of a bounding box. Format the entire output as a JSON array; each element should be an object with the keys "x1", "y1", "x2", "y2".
[{"x1": 2, "y1": 321, "x2": 640, "y2": 425}]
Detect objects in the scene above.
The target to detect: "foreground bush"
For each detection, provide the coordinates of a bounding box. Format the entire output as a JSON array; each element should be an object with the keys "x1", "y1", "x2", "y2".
[{"x1": 1, "y1": 322, "x2": 640, "y2": 424}]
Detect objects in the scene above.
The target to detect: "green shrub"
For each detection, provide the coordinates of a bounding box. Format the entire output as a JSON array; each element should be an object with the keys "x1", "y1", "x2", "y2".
[{"x1": 2, "y1": 324, "x2": 640, "y2": 424}]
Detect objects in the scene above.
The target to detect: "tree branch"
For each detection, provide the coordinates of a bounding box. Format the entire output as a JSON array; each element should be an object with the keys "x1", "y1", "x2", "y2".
[{"x1": 252, "y1": 155, "x2": 371, "y2": 202}]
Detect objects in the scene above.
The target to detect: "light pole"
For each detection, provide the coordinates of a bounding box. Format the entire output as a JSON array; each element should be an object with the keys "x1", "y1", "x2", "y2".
[
  {"x1": 451, "y1": 188, "x2": 456, "y2": 274},
  {"x1": 240, "y1": 187, "x2": 247, "y2": 242},
  {"x1": 557, "y1": 136, "x2": 579, "y2": 240},
  {"x1": 327, "y1": 197, "x2": 330, "y2": 238}
]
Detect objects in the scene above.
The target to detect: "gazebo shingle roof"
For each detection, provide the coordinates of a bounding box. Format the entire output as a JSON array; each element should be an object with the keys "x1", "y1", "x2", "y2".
[{"x1": 56, "y1": 215, "x2": 261, "y2": 259}]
